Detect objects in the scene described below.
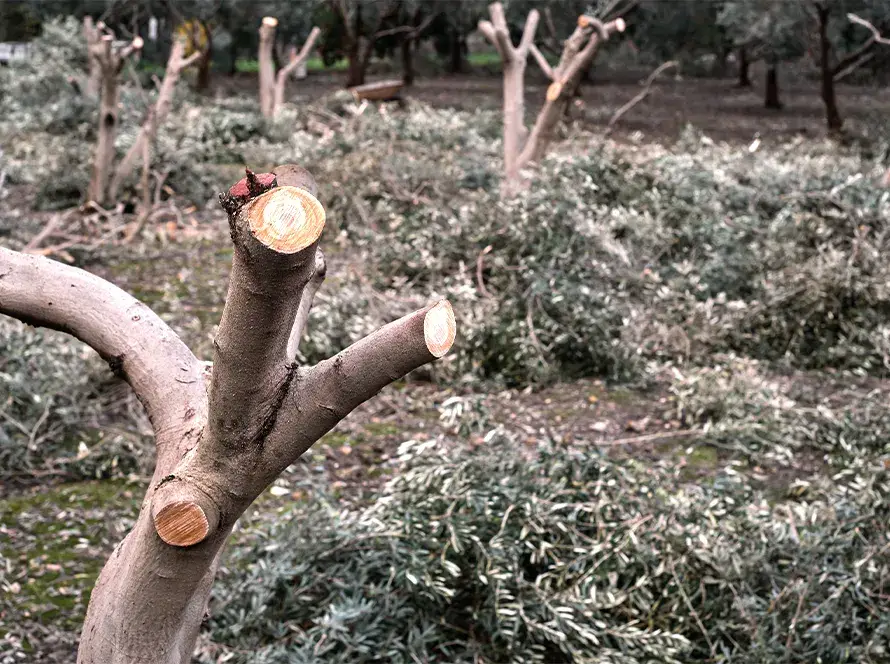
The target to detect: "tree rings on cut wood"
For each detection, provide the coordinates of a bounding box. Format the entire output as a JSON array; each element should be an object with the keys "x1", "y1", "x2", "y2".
[
  {"x1": 424, "y1": 300, "x2": 456, "y2": 358},
  {"x1": 546, "y1": 81, "x2": 563, "y2": 102},
  {"x1": 245, "y1": 185, "x2": 325, "y2": 254},
  {"x1": 154, "y1": 500, "x2": 211, "y2": 547}
]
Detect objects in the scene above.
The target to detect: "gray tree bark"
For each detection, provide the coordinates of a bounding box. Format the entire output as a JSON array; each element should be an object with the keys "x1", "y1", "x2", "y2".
[
  {"x1": 478, "y1": 4, "x2": 625, "y2": 195},
  {"x1": 108, "y1": 39, "x2": 202, "y2": 204},
  {"x1": 0, "y1": 165, "x2": 456, "y2": 663},
  {"x1": 84, "y1": 24, "x2": 143, "y2": 205}
]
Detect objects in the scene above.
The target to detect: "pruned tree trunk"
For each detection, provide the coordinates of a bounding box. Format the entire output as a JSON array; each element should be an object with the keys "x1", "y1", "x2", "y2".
[
  {"x1": 479, "y1": 4, "x2": 625, "y2": 195},
  {"x1": 764, "y1": 63, "x2": 782, "y2": 109},
  {"x1": 107, "y1": 39, "x2": 201, "y2": 204},
  {"x1": 82, "y1": 17, "x2": 103, "y2": 97},
  {"x1": 84, "y1": 24, "x2": 143, "y2": 205},
  {"x1": 258, "y1": 16, "x2": 278, "y2": 118},
  {"x1": 0, "y1": 165, "x2": 456, "y2": 663},
  {"x1": 522, "y1": 16, "x2": 624, "y2": 166},
  {"x1": 737, "y1": 45, "x2": 751, "y2": 87},
  {"x1": 478, "y1": 4, "x2": 537, "y2": 192},
  {"x1": 272, "y1": 27, "x2": 322, "y2": 114}
]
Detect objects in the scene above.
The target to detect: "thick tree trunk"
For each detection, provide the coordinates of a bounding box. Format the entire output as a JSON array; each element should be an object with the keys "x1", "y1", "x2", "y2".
[
  {"x1": 764, "y1": 64, "x2": 782, "y2": 109},
  {"x1": 738, "y1": 45, "x2": 751, "y2": 87},
  {"x1": 0, "y1": 166, "x2": 456, "y2": 663},
  {"x1": 816, "y1": 6, "x2": 843, "y2": 132},
  {"x1": 228, "y1": 33, "x2": 239, "y2": 75},
  {"x1": 258, "y1": 17, "x2": 277, "y2": 117},
  {"x1": 402, "y1": 38, "x2": 415, "y2": 85}
]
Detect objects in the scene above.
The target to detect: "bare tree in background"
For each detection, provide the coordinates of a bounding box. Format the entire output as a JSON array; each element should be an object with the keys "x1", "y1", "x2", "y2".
[
  {"x1": 0, "y1": 165, "x2": 456, "y2": 663},
  {"x1": 83, "y1": 18, "x2": 143, "y2": 206},
  {"x1": 108, "y1": 38, "x2": 203, "y2": 204},
  {"x1": 258, "y1": 16, "x2": 321, "y2": 118},
  {"x1": 478, "y1": 3, "x2": 625, "y2": 194}
]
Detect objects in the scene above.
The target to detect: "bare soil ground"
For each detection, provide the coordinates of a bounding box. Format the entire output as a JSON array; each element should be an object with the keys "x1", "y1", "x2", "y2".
[{"x1": 217, "y1": 63, "x2": 890, "y2": 145}]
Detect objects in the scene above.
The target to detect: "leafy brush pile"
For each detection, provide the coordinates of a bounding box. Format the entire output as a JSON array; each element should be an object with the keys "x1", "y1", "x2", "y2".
[
  {"x1": 202, "y1": 396, "x2": 890, "y2": 664},
  {"x1": 278, "y1": 107, "x2": 890, "y2": 386},
  {"x1": 0, "y1": 319, "x2": 150, "y2": 485}
]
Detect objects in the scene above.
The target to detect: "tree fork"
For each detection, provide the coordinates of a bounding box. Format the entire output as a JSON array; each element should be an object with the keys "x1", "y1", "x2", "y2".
[{"x1": 0, "y1": 165, "x2": 455, "y2": 663}]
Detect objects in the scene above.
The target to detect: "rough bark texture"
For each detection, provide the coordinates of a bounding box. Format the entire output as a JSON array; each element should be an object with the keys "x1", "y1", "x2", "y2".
[
  {"x1": 764, "y1": 64, "x2": 782, "y2": 109},
  {"x1": 108, "y1": 40, "x2": 201, "y2": 204},
  {"x1": 0, "y1": 165, "x2": 455, "y2": 663},
  {"x1": 84, "y1": 26, "x2": 142, "y2": 205},
  {"x1": 272, "y1": 27, "x2": 322, "y2": 115},
  {"x1": 478, "y1": 4, "x2": 624, "y2": 194},
  {"x1": 258, "y1": 17, "x2": 278, "y2": 117}
]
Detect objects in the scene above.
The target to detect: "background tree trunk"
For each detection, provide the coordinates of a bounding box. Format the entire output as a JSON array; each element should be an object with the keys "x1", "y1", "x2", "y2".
[
  {"x1": 272, "y1": 27, "x2": 321, "y2": 115},
  {"x1": 402, "y1": 38, "x2": 415, "y2": 85},
  {"x1": 764, "y1": 64, "x2": 782, "y2": 109},
  {"x1": 737, "y1": 45, "x2": 751, "y2": 87},
  {"x1": 88, "y1": 70, "x2": 120, "y2": 205},
  {"x1": 108, "y1": 40, "x2": 200, "y2": 203},
  {"x1": 196, "y1": 25, "x2": 212, "y2": 92},
  {"x1": 345, "y1": 39, "x2": 365, "y2": 86},
  {"x1": 258, "y1": 17, "x2": 277, "y2": 117},
  {"x1": 447, "y1": 29, "x2": 465, "y2": 73},
  {"x1": 816, "y1": 6, "x2": 843, "y2": 131}
]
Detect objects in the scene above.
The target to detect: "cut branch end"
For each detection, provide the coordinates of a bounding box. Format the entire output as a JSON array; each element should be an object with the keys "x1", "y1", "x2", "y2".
[
  {"x1": 153, "y1": 500, "x2": 212, "y2": 547},
  {"x1": 245, "y1": 186, "x2": 326, "y2": 254},
  {"x1": 424, "y1": 300, "x2": 456, "y2": 358},
  {"x1": 262, "y1": 16, "x2": 278, "y2": 28}
]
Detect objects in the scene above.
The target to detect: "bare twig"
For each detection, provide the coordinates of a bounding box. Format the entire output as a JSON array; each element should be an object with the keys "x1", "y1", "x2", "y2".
[
  {"x1": 604, "y1": 60, "x2": 678, "y2": 136},
  {"x1": 529, "y1": 43, "x2": 554, "y2": 79},
  {"x1": 847, "y1": 13, "x2": 890, "y2": 45},
  {"x1": 476, "y1": 245, "x2": 493, "y2": 297}
]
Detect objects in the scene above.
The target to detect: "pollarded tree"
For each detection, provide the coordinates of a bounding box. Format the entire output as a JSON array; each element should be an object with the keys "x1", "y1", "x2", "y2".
[
  {"x1": 478, "y1": 2, "x2": 625, "y2": 193},
  {"x1": 0, "y1": 165, "x2": 456, "y2": 663},
  {"x1": 82, "y1": 18, "x2": 143, "y2": 205},
  {"x1": 257, "y1": 16, "x2": 321, "y2": 117}
]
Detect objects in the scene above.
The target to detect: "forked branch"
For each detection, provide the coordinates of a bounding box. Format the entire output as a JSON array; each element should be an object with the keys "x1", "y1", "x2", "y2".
[
  {"x1": 3, "y1": 164, "x2": 459, "y2": 662},
  {"x1": 479, "y1": 2, "x2": 626, "y2": 194}
]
